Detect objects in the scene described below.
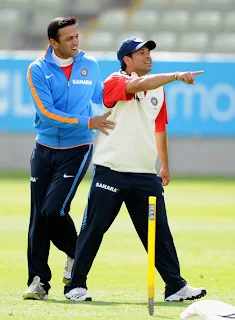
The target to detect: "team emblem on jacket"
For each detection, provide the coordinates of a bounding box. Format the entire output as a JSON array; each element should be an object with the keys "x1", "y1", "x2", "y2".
[
  {"x1": 81, "y1": 68, "x2": 88, "y2": 76},
  {"x1": 151, "y1": 97, "x2": 158, "y2": 106}
]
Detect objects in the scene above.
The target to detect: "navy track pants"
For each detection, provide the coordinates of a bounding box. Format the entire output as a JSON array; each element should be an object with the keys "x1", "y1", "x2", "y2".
[
  {"x1": 65, "y1": 165, "x2": 186, "y2": 297},
  {"x1": 27, "y1": 143, "x2": 93, "y2": 292}
]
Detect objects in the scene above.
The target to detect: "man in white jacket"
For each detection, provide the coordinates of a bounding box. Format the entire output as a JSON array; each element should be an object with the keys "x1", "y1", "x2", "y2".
[{"x1": 64, "y1": 37, "x2": 206, "y2": 302}]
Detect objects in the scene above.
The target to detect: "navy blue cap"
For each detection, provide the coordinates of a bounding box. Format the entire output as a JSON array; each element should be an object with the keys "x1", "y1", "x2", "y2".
[{"x1": 117, "y1": 37, "x2": 156, "y2": 63}]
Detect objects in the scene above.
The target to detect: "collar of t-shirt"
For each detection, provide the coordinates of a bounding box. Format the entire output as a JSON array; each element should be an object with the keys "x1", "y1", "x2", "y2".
[
  {"x1": 52, "y1": 50, "x2": 74, "y2": 66},
  {"x1": 52, "y1": 50, "x2": 74, "y2": 80}
]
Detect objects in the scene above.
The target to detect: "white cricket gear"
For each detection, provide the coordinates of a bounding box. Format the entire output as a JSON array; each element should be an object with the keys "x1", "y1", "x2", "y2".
[
  {"x1": 165, "y1": 285, "x2": 207, "y2": 302},
  {"x1": 23, "y1": 276, "x2": 48, "y2": 300},
  {"x1": 65, "y1": 287, "x2": 92, "y2": 301}
]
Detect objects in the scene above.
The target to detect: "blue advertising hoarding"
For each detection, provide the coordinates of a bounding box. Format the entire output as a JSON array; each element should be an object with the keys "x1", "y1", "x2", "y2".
[{"x1": 0, "y1": 56, "x2": 234, "y2": 136}]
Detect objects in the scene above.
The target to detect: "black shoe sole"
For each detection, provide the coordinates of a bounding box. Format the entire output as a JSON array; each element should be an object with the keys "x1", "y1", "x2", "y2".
[
  {"x1": 85, "y1": 297, "x2": 92, "y2": 301},
  {"x1": 65, "y1": 295, "x2": 92, "y2": 301},
  {"x1": 185, "y1": 289, "x2": 207, "y2": 301}
]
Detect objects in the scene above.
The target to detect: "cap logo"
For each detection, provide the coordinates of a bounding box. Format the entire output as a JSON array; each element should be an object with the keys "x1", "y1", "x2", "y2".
[{"x1": 132, "y1": 37, "x2": 143, "y2": 42}]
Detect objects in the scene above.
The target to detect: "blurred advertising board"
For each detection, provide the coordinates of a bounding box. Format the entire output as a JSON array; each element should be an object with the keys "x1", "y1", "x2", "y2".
[{"x1": 0, "y1": 53, "x2": 234, "y2": 137}]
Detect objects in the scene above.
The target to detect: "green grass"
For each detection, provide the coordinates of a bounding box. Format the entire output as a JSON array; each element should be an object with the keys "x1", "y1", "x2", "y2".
[{"x1": 0, "y1": 173, "x2": 235, "y2": 319}]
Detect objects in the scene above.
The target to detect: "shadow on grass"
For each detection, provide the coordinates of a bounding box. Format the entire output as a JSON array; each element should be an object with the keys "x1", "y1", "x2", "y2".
[
  {"x1": 35, "y1": 299, "x2": 191, "y2": 319},
  {"x1": 46, "y1": 299, "x2": 189, "y2": 309}
]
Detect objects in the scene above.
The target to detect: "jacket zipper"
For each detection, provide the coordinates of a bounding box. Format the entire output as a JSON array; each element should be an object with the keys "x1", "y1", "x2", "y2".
[
  {"x1": 58, "y1": 68, "x2": 71, "y2": 147},
  {"x1": 66, "y1": 80, "x2": 70, "y2": 111}
]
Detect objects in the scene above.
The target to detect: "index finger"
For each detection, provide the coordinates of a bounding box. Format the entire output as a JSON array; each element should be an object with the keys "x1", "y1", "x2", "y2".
[
  {"x1": 104, "y1": 111, "x2": 112, "y2": 118},
  {"x1": 192, "y1": 70, "x2": 204, "y2": 76}
]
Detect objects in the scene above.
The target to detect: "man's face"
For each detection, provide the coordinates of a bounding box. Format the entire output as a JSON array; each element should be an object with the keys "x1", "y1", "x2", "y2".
[
  {"x1": 53, "y1": 24, "x2": 79, "y2": 58},
  {"x1": 126, "y1": 46, "x2": 152, "y2": 76}
]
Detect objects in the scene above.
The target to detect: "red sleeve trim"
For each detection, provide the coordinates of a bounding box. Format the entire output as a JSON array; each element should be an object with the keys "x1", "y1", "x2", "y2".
[{"x1": 103, "y1": 73, "x2": 135, "y2": 107}]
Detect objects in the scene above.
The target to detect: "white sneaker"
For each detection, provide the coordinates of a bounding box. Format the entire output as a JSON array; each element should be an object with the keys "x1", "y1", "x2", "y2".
[
  {"x1": 23, "y1": 276, "x2": 48, "y2": 300},
  {"x1": 165, "y1": 285, "x2": 207, "y2": 302},
  {"x1": 63, "y1": 256, "x2": 74, "y2": 284},
  {"x1": 65, "y1": 287, "x2": 92, "y2": 301}
]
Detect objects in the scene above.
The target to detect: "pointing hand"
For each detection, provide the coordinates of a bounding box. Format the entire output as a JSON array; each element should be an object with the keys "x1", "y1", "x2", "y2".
[{"x1": 176, "y1": 70, "x2": 204, "y2": 85}]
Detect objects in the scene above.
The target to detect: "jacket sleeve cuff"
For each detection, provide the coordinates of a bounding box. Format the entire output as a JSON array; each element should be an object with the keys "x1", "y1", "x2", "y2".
[
  {"x1": 88, "y1": 117, "x2": 91, "y2": 129},
  {"x1": 77, "y1": 116, "x2": 90, "y2": 128}
]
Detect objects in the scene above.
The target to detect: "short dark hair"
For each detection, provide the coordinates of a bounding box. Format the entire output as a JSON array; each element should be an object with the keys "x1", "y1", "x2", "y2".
[
  {"x1": 121, "y1": 61, "x2": 126, "y2": 71},
  {"x1": 47, "y1": 16, "x2": 78, "y2": 42},
  {"x1": 120, "y1": 53, "x2": 133, "y2": 71}
]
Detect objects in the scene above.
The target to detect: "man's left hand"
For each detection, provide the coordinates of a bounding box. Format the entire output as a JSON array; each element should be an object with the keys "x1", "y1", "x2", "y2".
[{"x1": 159, "y1": 167, "x2": 172, "y2": 186}]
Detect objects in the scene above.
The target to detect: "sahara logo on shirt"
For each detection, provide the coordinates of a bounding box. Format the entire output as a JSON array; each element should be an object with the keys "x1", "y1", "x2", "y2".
[
  {"x1": 95, "y1": 182, "x2": 119, "y2": 193},
  {"x1": 72, "y1": 79, "x2": 92, "y2": 85}
]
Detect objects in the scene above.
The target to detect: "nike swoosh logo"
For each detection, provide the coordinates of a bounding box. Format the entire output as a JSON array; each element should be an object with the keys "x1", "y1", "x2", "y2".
[
  {"x1": 45, "y1": 74, "x2": 53, "y2": 79},
  {"x1": 63, "y1": 174, "x2": 75, "y2": 178}
]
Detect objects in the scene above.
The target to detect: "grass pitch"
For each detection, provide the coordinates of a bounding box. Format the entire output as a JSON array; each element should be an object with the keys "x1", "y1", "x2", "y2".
[{"x1": 0, "y1": 172, "x2": 235, "y2": 319}]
